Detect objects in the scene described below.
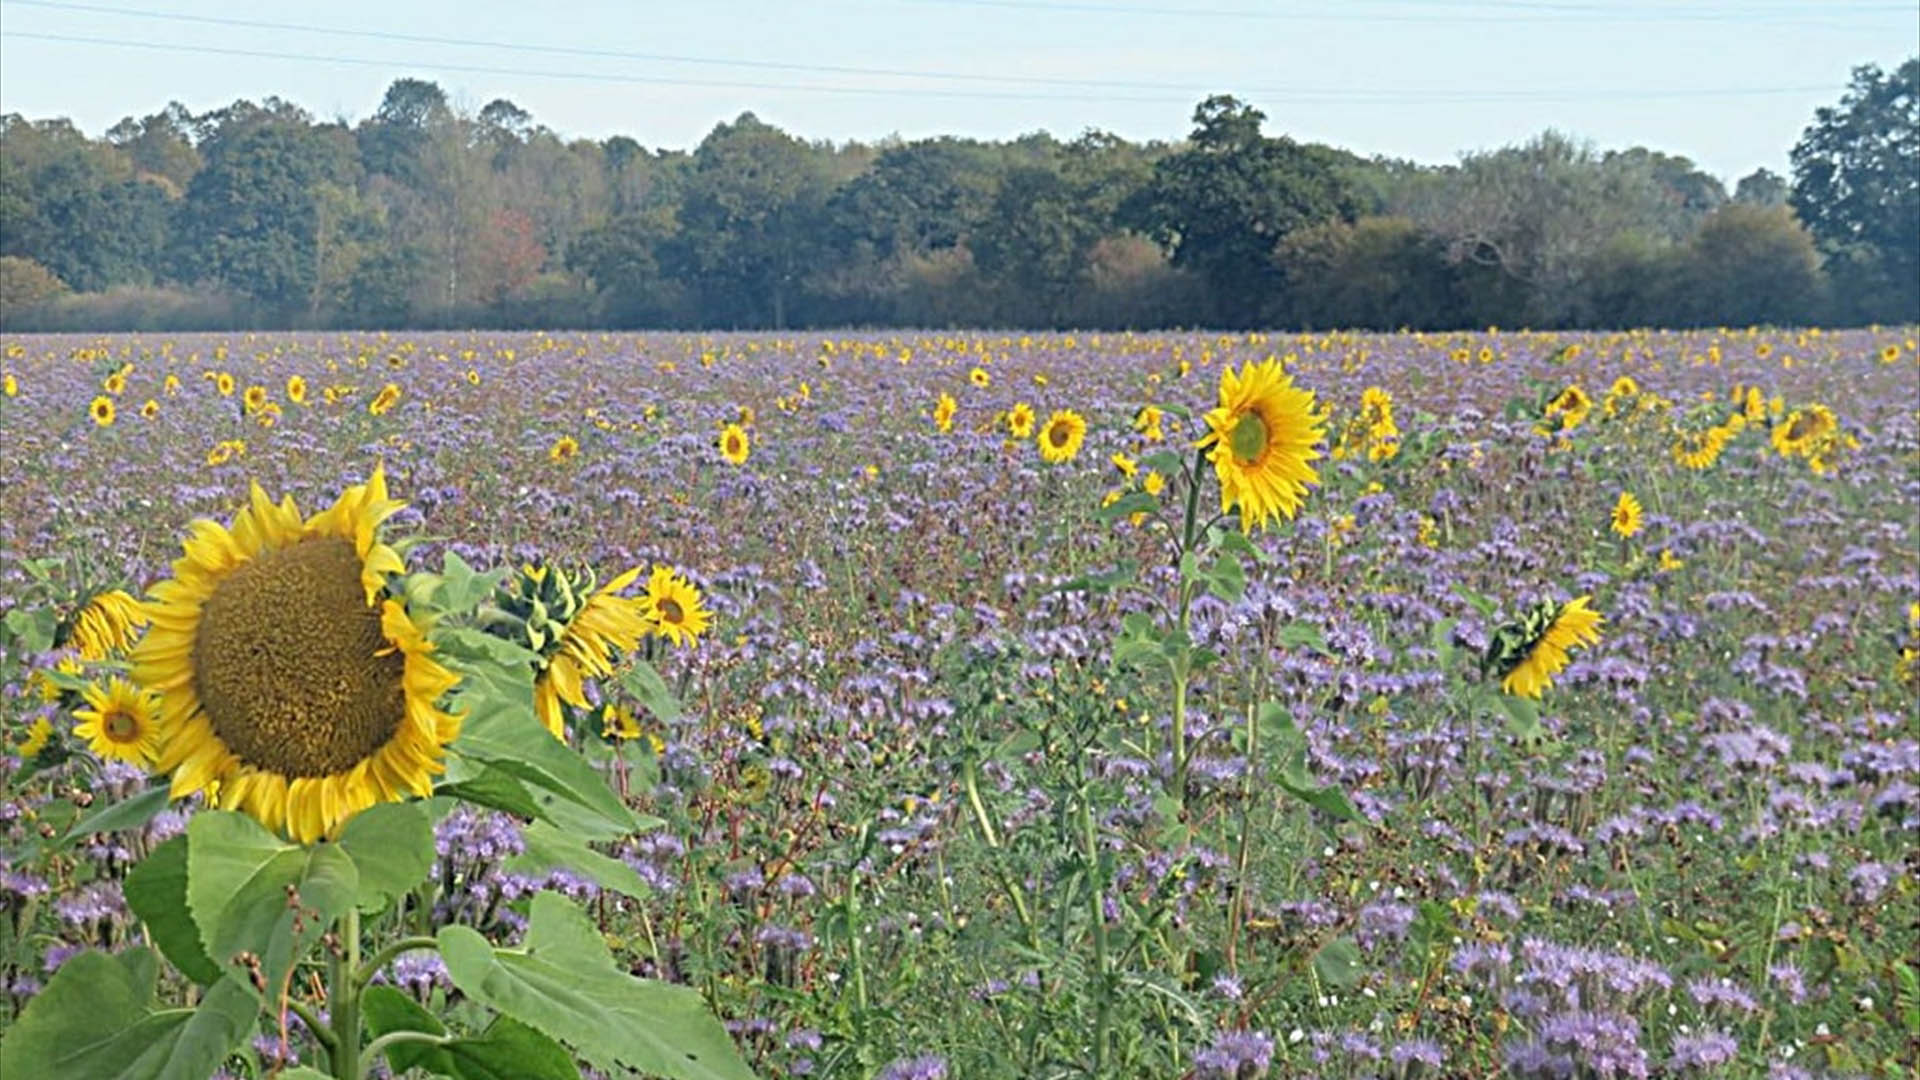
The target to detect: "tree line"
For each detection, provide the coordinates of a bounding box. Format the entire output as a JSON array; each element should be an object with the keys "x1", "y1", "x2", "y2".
[{"x1": 1, "y1": 60, "x2": 1914, "y2": 332}]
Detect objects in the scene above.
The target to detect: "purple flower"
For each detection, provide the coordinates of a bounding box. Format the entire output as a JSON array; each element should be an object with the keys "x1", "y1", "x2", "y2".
[
  {"x1": 1194, "y1": 1029, "x2": 1274, "y2": 1080},
  {"x1": 876, "y1": 1053, "x2": 946, "y2": 1080}
]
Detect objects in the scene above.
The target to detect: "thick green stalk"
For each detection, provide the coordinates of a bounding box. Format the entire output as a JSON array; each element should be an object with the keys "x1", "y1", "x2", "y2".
[
  {"x1": 1079, "y1": 790, "x2": 1111, "y2": 1071},
  {"x1": 330, "y1": 907, "x2": 362, "y2": 1080}
]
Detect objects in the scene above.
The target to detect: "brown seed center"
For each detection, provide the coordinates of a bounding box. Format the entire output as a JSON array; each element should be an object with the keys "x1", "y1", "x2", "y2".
[
  {"x1": 658, "y1": 598, "x2": 684, "y2": 625},
  {"x1": 193, "y1": 537, "x2": 403, "y2": 777}
]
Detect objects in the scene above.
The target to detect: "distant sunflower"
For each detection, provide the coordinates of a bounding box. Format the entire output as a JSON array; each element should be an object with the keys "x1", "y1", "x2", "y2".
[
  {"x1": 932, "y1": 392, "x2": 957, "y2": 434},
  {"x1": 368, "y1": 382, "x2": 402, "y2": 417},
  {"x1": 1037, "y1": 409, "x2": 1087, "y2": 464},
  {"x1": 1881, "y1": 343, "x2": 1902, "y2": 364},
  {"x1": 1610, "y1": 492, "x2": 1643, "y2": 538},
  {"x1": 719, "y1": 422, "x2": 751, "y2": 465},
  {"x1": 1110, "y1": 451, "x2": 1138, "y2": 481},
  {"x1": 1672, "y1": 426, "x2": 1729, "y2": 471},
  {"x1": 103, "y1": 371, "x2": 127, "y2": 395},
  {"x1": 1770, "y1": 405, "x2": 1835, "y2": 459},
  {"x1": 215, "y1": 372, "x2": 236, "y2": 397},
  {"x1": 1007, "y1": 402, "x2": 1036, "y2": 439},
  {"x1": 133, "y1": 466, "x2": 461, "y2": 844},
  {"x1": 1133, "y1": 404, "x2": 1165, "y2": 443},
  {"x1": 3, "y1": 373, "x2": 18, "y2": 397},
  {"x1": 549, "y1": 434, "x2": 580, "y2": 464},
  {"x1": 243, "y1": 385, "x2": 269, "y2": 412},
  {"x1": 18, "y1": 715, "x2": 55, "y2": 759},
  {"x1": 140, "y1": 399, "x2": 160, "y2": 419},
  {"x1": 1486, "y1": 595, "x2": 1605, "y2": 700},
  {"x1": 287, "y1": 375, "x2": 308, "y2": 405},
  {"x1": 90, "y1": 396, "x2": 116, "y2": 427},
  {"x1": 73, "y1": 677, "x2": 160, "y2": 766},
  {"x1": 1543, "y1": 385, "x2": 1592, "y2": 432},
  {"x1": 640, "y1": 565, "x2": 712, "y2": 648},
  {"x1": 1198, "y1": 358, "x2": 1325, "y2": 532},
  {"x1": 63, "y1": 589, "x2": 148, "y2": 660},
  {"x1": 969, "y1": 366, "x2": 991, "y2": 389}
]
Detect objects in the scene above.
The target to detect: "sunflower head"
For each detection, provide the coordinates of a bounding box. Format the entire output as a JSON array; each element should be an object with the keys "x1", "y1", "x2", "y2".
[
  {"x1": 1197, "y1": 359, "x2": 1324, "y2": 532},
  {"x1": 1037, "y1": 409, "x2": 1087, "y2": 464},
  {"x1": 1610, "y1": 492, "x2": 1643, "y2": 538},
  {"x1": 59, "y1": 588, "x2": 149, "y2": 661},
  {"x1": 641, "y1": 566, "x2": 712, "y2": 649},
  {"x1": 133, "y1": 466, "x2": 461, "y2": 844},
  {"x1": 89, "y1": 396, "x2": 116, "y2": 427},
  {"x1": 1008, "y1": 402, "x2": 1036, "y2": 439},
  {"x1": 719, "y1": 422, "x2": 751, "y2": 465},
  {"x1": 74, "y1": 677, "x2": 161, "y2": 766},
  {"x1": 1487, "y1": 596, "x2": 1606, "y2": 700}
]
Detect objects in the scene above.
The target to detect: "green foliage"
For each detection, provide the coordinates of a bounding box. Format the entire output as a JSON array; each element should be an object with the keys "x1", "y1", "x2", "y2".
[
  {"x1": 437, "y1": 892, "x2": 756, "y2": 1080},
  {"x1": 0, "y1": 950, "x2": 257, "y2": 1080},
  {"x1": 336, "y1": 803, "x2": 435, "y2": 913},
  {"x1": 123, "y1": 835, "x2": 224, "y2": 986}
]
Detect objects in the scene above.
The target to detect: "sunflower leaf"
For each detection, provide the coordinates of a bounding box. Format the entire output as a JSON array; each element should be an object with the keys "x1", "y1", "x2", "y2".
[
  {"x1": 124, "y1": 833, "x2": 224, "y2": 986},
  {"x1": 620, "y1": 659, "x2": 683, "y2": 722},
  {"x1": 337, "y1": 802, "x2": 435, "y2": 913},
  {"x1": 365, "y1": 986, "x2": 578, "y2": 1080},
  {"x1": 436, "y1": 766, "x2": 550, "y2": 822},
  {"x1": 55, "y1": 782, "x2": 172, "y2": 850},
  {"x1": 185, "y1": 811, "x2": 359, "y2": 979},
  {"x1": 507, "y1": 820, "x2": 651, "y2": 901},
  {"x1": 437, "y1": 892, "x2": 754, "y2": 1080},
  {"x1": 0, "y1": 949, "x2": 258, "y2": 1080},
  {"x1": 451, "y1": 687, "x2": 639, "y2": 839},
  {"x1": 1095, "y1": 492, "x2": 1157, "y2": 523}
]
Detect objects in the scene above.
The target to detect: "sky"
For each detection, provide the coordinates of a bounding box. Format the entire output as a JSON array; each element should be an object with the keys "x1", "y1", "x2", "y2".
[{"x1": 1, "y1": 0, "x2": 1914, "y2": 182}]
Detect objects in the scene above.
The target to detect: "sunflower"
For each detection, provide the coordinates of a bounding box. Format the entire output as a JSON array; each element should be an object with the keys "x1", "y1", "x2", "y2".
[
  {"x1": 1037, "y1": 409, "x2": 1087, "y2": 464},
  {"x1": 369, "y1": 382, "x2": 402, "y2": 416},
  {"x1": 1197, "y1": 358, "x2": 1325, "y2": 532},
  {"x1": 287, "y1": 375, "x2": 308, "y2": 405},
  {"x1": 1672, "y1": 426, "x2": 1728, "y2": 470},
  {"x1": 73, "y1": 678, "x2": 160, "y2": 766},
  {"x1": 1881, "y1": 343, "x2": 1902, "y2": 364},
  {"x1": 1770, "y1": 405, "x2": 1836, "y2": 459},
  {"x1": 1142, "y1": 470, "x2": 1166, "y2": 497},
  {"x1": 1008, "y1": 402, "x2": 1036, "y2": 439},
  {"x1": 103, "y1": 371, "x2": 127, "y2": 395},
  {"x1": 969, "y1": 366, "x2": 991, "y2": 389},
  {"x1": 132, "y1": 466, "x2": 462, "y2": 844},
  {"x1": 601, "y1": 703, "x2": 643, "y2": 741},
  {"x1": 90, "y1": 396, "x2": 116, "y2": 427},
  {"x1": 640, "y1": 566, "x2": 712, "y2": 648},
  {"x1": 1133, "y1": 404, "x2": 1165, "y2": 443},
  {"x1": 1543, "y1": 385, "x2": 1592, "y2": 432},
  {"x1": 1110, "y1": 451, "x2": 1138, "y2": 481},
  {"x1": 718, "y1": 422, "x2": 751, "y2": 465},
  {"x1": 140, "y1": 399, "x2": 160, "y2": 419},
  {"x1": 1488, "y1": 595, "x2": 1605, "y2": 699},
  {"x1": 3, "y1": 373, "x2": 17, "y2": 397},
  {"x1": 63, "y1": 589, "x2": 149, "y2": 660},
  {"x1": 243, "y1": 385, "x2": 269, "y2": 412},
  {"x1": 215, "y1": 372, "x2": 236, "y2": 397},
  {"x1": 932, "y1": 392, "x2": 957, "y2": 434},
  {"x1": 514, "y1": 566, "x2": 653, "y2": 740},
  {"x1": 549, "y1": 435, "x2": 580, "y2": 464},
  {"x1": 1610, "y1": 492, "x2": 1643, "y2": 538}
]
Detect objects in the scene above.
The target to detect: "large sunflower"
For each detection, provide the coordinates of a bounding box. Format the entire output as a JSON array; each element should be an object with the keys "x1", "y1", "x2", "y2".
[
  {"x1": 132, "y1": 466, "x2": 461, "y2": 844},
  {"x1": 73, "y1": 677, "x2": 160, "y2": 766},
  {"x1": 1037, "y1": 409, "x2": 1087, "y2": 464},
  {"x1": 1489, "y1": 595, "x2": 1605, "y2": 700},
  {"x1": 1198, "y1": 358, "x2": 1325, "y2": 532}
]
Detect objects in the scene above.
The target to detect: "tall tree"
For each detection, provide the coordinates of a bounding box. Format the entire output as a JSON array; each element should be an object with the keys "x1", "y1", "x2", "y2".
[
  {"x1": 1790, "y1": 58, "x2": 1920, "y2": 322},
  {"x1": 1127, "y1": 95, "x2": 1355, "y2": 326}
]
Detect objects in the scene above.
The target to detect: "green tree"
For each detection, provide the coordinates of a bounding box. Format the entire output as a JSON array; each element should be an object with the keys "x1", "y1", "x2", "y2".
[
  {"x1": 1676, "y1": 203, "x2": 1825, "y2": 327},
  {"x1": 1734, "y1": 168, "x2": 1790, "y2": 207},
  {"x1": 1790, "y1": 58, "x2": 1920, "y2": 323},
  {"x1": 972, "y1": 165, "x2": 1101, "y2": 326},
  {"x1": 1274, "y1": 216, "x2": 1460, "y2": 330},
  {"x1": 1128, "y1": 95, "x2": 1356, "y2": 327}
]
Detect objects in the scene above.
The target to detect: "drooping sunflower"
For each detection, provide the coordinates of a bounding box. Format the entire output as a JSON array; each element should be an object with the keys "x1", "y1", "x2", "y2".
[
  {"x1": 1486, "y1": 595, "x2": 1605, "y2": 700},
  {"x1": 1671, "y1": 426, "x2": 1729, "y2": 471},
  {"x1": 90, "y1": 396, "x2": 116, "y2": 427},
  {"x1": 640, "y1": 565, "x2": 712, "y2": 648},
  {"x1": 62, "y1": 588, "x2": 149, "y2": 660},
  {"x1": 1543, "y1": 385, "x2": 1592, "y2": 432},
  {"x1": 718, "y1": 422, "x2": 751, "y2": 465},
  {"x1": 73, "y1": 677, "x2": 161, "y2": 766},
  {"x1": 1770, "y1": 405, "x2": 1836, "y2": 459},
  {"x1": 1008, "y1": 402, "x2": 1036, "y2": 439},
  {"x1": 132, "y1": 466, "x2": 462, "y2": 844},
  {"x1": 1037, "y1": 409, "x2": 1087, "y2": 464},
  {"x1": 491, "y1": 563, "x2": 652, "y2": 740},
  {"x1": 368, "y1": 382, "x2": 402, "y2": 417},
  {"x1": 1610, "y1": 492, "x2": 1643, "y2": 538},
  {"x1": 1197, "y1": 358, "x2": 1325, "y2": 532}
]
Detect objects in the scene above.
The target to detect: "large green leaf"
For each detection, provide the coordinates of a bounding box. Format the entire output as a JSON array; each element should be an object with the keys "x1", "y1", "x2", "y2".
[
  {"x1": 620, "y1": 658, "x2": 683, "y2": 723},
  {"x1": 364, "y1": 986, "x2": 576, "y2": 1080},
  {"x1": 437, "y1": 892, "x2": 753, "y2": 1080},
  {"x1": 450, "y1": 687, "x2": 638, "y2": 840},
  {"x1": 123, "y1": 833, "x2": 224, "y2": 986},
  {"x1": 507, "y1": 820, "x2": 650, "y2": 901},
  {"x1": 185, "y1": 811, "x2": 358, "y2": 975},
  {"x1": 56, "y1": 784, "x2": 172, "y2": 849},
  {"x1": 0, "y1": 949, "x2": 257, "y2": 1080},
  {"x1": 337, "y1": 802, "x2": 434, "y2": 912},
  {"x1": 436, "y1": 766, "x2": 549, "y2": 821}
]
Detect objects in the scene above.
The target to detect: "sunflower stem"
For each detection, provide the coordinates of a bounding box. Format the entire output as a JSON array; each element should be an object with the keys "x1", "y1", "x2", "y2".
[
  {"x1": 359, "y1": 1030, "x2": 453, "y2": 1076},
  {"x1": 330, "y1": 907, "x2": 363, "y2": 1080},
  {"x1": 353, "y1": 936, "x2": 439, "y2": 990}
]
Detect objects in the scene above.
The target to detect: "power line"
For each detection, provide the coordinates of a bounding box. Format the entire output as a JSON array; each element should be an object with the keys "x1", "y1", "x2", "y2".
[
  {"x1": 903, "y1": 0, "x2": 1916, "y2": 23},
  {"x1": 0, "y1": 13, "x2": 1848, "y2": 105}
]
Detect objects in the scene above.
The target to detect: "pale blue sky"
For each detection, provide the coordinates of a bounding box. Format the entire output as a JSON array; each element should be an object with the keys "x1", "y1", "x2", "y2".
[{"x1": 1, "y1": 0, "x2": 1914, "y2": 181}]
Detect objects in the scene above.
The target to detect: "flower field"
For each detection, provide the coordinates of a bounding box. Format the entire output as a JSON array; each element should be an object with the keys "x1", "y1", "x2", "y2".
[{"x1": 0, "y1": 326, "x2": 1916, "y2": 1079}]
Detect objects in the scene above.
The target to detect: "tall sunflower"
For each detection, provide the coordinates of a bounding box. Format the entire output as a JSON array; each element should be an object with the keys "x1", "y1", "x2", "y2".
[
  {"x1": 133, "y1": 466, "x2": 462, "y2": 844},
  {"x1": 1197, "y1": 358, "x2": 1325, "y2": 532},
  {"x1": 62, "y1": 588, "x2": 149, "y2": 660},
  {"x1": 1485, "y1": 595, "x2": 1605, "y2": 700},
  {"x1": 73, "y1": 677, "x2": 160, "y2": 766},
  {"x1": 639, "y1": 565, "x2": 712, "y2": 648},
  {"x1": 1037, "y1": 409, "x2": 1086, "y2": 464}
]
